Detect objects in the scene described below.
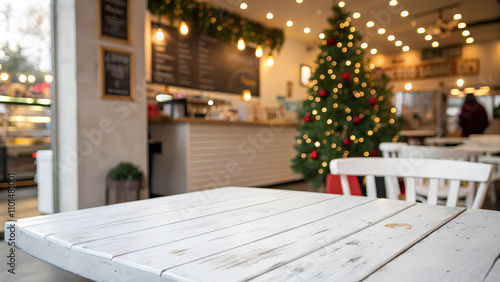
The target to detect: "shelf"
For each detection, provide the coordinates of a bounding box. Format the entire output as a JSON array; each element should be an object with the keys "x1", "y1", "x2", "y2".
[{"x1": 0, "y1": 95, "x2": 51, "y2": 106}]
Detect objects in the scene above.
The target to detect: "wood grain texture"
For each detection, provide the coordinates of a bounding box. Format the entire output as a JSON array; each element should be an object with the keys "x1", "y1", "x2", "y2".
[
  {"x1": 253, "y1": 204, "x2": 464, "y2": 281},
  {"x1": 365, "y1": 209, "x2": 500, "y2": 282}
]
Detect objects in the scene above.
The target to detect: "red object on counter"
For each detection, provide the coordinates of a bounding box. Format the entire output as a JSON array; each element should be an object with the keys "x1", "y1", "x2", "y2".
[{"x1": 148, "y1": 105, "x2": 161, "y2": 117}]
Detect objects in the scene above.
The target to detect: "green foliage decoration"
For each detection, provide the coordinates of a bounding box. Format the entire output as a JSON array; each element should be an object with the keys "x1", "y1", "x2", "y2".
[
  {"x1": 148, "y1": 0, "x2": 284, "y2": 52},
  {"x1": 291, "y1": 6, "x2": 402, "y2": 191},
  {"x1": 0, "y1": 45, "x2": 46, "y2": 85},
  {"x1": 108, "y1": 162, "x2": 144, "y2": 181}
]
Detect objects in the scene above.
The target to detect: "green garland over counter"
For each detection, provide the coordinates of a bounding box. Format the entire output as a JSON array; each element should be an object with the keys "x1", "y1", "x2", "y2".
[{"x1": 148, "y1": 0, "x2": 285, "y2": 52}]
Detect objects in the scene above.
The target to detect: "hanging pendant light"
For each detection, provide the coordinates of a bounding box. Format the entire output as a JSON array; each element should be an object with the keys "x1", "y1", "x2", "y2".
[
  {"x1": 155, "y1": 28, "x2": 164, "y2": 41},
  {"x1": 180, "y1": 21, "x2": 189, "y2": 35},
  {"x1": 237, "y1": 37, "x2": 246, "y2": 50},
  {"x1": 255, "y1": 45, "x2": 263, "y2": 57}
]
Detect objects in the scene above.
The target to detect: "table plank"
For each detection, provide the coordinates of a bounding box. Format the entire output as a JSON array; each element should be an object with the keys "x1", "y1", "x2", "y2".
[
  {"x1": 162, "y1": 198, "x2": 414, "y2": 281},
  {"x1": 18, "y1": 187, "x2": 292, "y2": 241},
  {"x1": 252, "y1": 204, "x2": 464, "y2": 281},
  {"x1": 72, "y1": 191, "x2": 336, "y2": 258},
  {"x1": 111, "y1": 195, "x2": 374, "y2": 280},
  {"x1": 365, "y1": 209, "x2": 500, "y2": 282}
]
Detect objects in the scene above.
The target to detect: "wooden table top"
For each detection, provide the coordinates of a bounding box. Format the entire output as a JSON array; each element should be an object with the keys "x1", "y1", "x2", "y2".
[{"x1": 6, "y1": 187, "x2": 500, "y2": 281}]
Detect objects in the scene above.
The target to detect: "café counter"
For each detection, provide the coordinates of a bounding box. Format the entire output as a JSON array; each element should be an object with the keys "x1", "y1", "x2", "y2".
[{"x1": 149, "y1": 117, "x2": 302, "y2": 195}]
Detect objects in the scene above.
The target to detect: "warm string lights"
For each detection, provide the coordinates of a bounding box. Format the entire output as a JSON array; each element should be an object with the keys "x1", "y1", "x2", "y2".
[{"x1": 292, "y1": 4, "x2": 400, "y2": 189}]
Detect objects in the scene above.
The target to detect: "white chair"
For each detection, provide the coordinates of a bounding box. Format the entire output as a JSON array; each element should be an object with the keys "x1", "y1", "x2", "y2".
[
  {"x1": 379, "y1": 142, "x2": 407, "y2": 199},
  {"x1": 379, "y1": 142, "x2": 407, "y2": 158},
  {"x1": 329, "y1": 157, "x2": 493, "y2": 209},
  {"x1": 399, "y1": 145, "x2": 474, "y2": 207}
]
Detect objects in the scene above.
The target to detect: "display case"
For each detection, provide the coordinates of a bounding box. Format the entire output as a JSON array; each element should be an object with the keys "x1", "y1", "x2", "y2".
[{"x1": 0, "y1": 95, "x2": 51, "y2": 184}]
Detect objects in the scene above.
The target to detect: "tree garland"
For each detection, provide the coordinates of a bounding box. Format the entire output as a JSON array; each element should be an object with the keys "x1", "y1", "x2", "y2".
[{"x1": 148, "y1": 0, "x2": 285, "y2": 52}]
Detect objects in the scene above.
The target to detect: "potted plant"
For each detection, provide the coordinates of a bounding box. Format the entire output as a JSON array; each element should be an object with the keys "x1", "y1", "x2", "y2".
[{"x1": 106, "y1": 162, "x2": 144, "y2": 204}]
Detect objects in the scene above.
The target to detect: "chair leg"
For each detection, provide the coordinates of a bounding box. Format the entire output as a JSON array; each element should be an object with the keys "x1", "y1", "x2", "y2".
[{"x1": 488, "y1": 182, "x2": 497, "y2": 204}]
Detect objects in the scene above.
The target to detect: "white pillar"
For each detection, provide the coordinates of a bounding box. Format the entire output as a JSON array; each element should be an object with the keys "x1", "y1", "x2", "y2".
[{"x1": 53, "y1": 0, "x2": 148, "y2": 211}]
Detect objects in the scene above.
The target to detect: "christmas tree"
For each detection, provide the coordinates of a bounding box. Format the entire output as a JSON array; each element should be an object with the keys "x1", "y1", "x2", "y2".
[{"x1": 291, "y1": 5, "x2": 401, "y2": 190}]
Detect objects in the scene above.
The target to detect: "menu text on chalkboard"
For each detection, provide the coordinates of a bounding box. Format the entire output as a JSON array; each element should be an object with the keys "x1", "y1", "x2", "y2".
[
  {"x1": 101, "y1": 0, "x2": 128, "y2": 41},
  {"x1": 102, "y1": 47, "x2": 134, "y2": 100},
  {"x1": 151, "y1": 23, "x2": 260, "y2": 96}
]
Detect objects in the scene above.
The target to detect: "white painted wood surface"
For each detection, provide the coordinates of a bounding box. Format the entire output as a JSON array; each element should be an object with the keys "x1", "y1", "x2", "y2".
[{"x1": 6, "y1": 187, "x2": 500, "y2": 282}]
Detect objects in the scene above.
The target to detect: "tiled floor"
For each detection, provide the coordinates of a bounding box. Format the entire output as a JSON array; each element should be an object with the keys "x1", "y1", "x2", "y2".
[{"x1": 0, "y1": 181, "x2": 498, "y2": 281}]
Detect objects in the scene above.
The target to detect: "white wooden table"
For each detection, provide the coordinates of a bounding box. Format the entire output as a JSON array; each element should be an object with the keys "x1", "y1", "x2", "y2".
[{"x1": 6, "y1": 187, "x2": 500, "y2": 281}]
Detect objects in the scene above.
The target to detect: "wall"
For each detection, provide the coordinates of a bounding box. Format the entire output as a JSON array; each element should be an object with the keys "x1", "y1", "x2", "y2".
[
  {"x1": 145, "y1": 14, "x2": 318, "y2": 109},
  {"x1": 370, "y1": 40, "x2": 500, "y2": 92},
  {"x1": 55, "y1": 0, "x2": 148, "y2": 211}
]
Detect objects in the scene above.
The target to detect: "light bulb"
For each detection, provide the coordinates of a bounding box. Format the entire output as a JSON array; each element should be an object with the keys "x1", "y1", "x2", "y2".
[
  {"x1": 366, "y1": 21, "x2": 374, "y2": 27},
  {"x1": 370, "y1": 48, "x2": 377, "y2": 54},
  {"x1": 19, "y1": 74, "x2": 27, "y2": 83},
  {"x1": 432, "y1": 41, "x2": 439, "y2": 47},
  {"x1": 387, "y1": 35, "x2": 395, "y2": 41},
  {"x1": 155, "y1": 28, "x2": 164, "y2": 41},
  {"x1": 28, "y1": 75, "x2": 36, "y2": 83},
  {"x1": 361, "y1": 42, "x2": 368, "y2": 49},
  {"x1": 400, "y1": 11, "x2": 409, "y2": 17},
  {"x1": 304, "y1": 27, "x2": 310, "y2": 34},
  {"x1": 458, "y1": 22, "x2": 466, "y2": 29},
  {"x1": 378, "y1": 28, "x2": 386, "y2": 34},
  {"x1": 286, "y1": 20, "x2": 293, "y2": 27},
  {"x1": 267, "y1": 56, "x2": 274, "y2": 66},
  {"x1": 243, "y1": 90, "x2": 252, "y2": 101},
  {"x1": 402, "y1": 46, "x2": 409, "y2": 52},
  {"x1": 424, "y1": 34, "x2": 432, "y2": 41},
  {"x1": 405, "y1": 83, "x2": 412, "y2": 91},
  {"x1": 237, "y1": 37, "x2": 245, "y2": 50},
  {"x1": 457, "y1": 79, "x2": 464, "y2": 87},
  {"x1": 255, "y1": 45, "x2": 263, "y2": 57},
  {"x1": 395, "y1": 40, "x2": 402, "y2": 46},
  {"x1": 338, "y1": 1, "x2": 345, "y2": 7},
  {"x1": 266, "y1": 12, "x2": 273, "y2": 19},
  {"x1": 417, "y1": 27, "x2": 425, "y2": 34},
  {"x1": 466, "y1": 37, "x2": 474, "y2": 44},
  {"x1": 1, "y1": 73, "x2": 8, "y2": 81},
  {"x1": 353, "y1": 12, "x2": 360, "y2": 19},
  {"x1": 296, "y1": 0, "x2": 303, "y2": 3},
  {"x1": 462, "y1": 30, "x2": 470, "y2": 36},
  {"x1": 240, "y1": 3, "x2": 247, "y2": 9},
  {"x1": 319, "y1": 33, "x2": 325, "y2": 39},
  {"x1": 180, "y1": 22, "x2": 189, "y2": 35},
  {"x1": 44, "y1": 74, "x2": 53, "y2": 83},
  {"x1": 453, "y1": 14, "x2": 462, "y2": 20},
  {"x1": 389, "y1": 0, "x2": 398, "y2": 6}
]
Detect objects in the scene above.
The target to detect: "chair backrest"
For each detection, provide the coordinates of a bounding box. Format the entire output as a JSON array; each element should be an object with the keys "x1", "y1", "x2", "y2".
[
  {"x1": 379, "y1": 142, "x2": 407, "y2": 158},
  {"x1": 400, "y1": 145, "x2": 469, "y2": 161},
  {"x1": 329, "y1": 157, "x2": 493, "y2": 209}
]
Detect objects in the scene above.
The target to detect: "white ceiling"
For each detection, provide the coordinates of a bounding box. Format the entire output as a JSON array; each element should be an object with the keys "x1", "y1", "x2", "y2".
[{"x1": 203, "y1": 0, "x2": 500, "y2": 54}]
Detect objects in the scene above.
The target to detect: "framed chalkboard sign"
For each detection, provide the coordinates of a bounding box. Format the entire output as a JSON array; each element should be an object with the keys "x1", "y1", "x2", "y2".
[
  {"x1": 101, "y1": 47, "x2": 134, "y2": 100},
  {"x1": 100, "y1": 0, "x2": 129, "y2": 43},
  {"x1": 151, "y1": 23, "x2": 260, "y2": 96}
]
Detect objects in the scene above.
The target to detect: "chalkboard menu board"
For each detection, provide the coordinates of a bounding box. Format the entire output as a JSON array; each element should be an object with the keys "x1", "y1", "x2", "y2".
[
  {"x1": 151, "y1": 23, "x2": 260, "y2": 96},
  {"x1": 100, "y1": 0, "x2": 128, "y2": 42},
  {"x1": 102, "y1": 47, "x2": 134, "y2": 100}
]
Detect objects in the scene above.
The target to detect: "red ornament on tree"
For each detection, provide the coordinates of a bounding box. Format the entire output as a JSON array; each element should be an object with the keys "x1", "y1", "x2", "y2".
[
  {"x1": 353, "y1": 115, "x2": 361, "y2": 124},
  {"x1": 311, "y1": 150, "x2": 319, "y2": 160},
  {"x1": 371, "y1": 149, "x2": 378, "y2": 156},
  {"x1": 342, "y1": 72, "x2": 351, "y2": 81},
  {"x1": 327, "y1": 38, "x2": 336, "y2": 46},
  {"x1": 318, "y1": 89, "x2": 329, "y2": 98},
  {"x1": 342, "y1": 138, "x2": 351, "y2": 146},
  {"x1": 304, "y1": 116, "x2": 311, "y2": 123},
  {"x1": 369, "y1": 97, "x2": 377, "y2": 105}
]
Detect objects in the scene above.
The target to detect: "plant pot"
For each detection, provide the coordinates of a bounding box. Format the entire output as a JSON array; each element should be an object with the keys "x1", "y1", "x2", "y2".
[{"x1": 106, "y1": 179, "x2": 141, "y2": 205}]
